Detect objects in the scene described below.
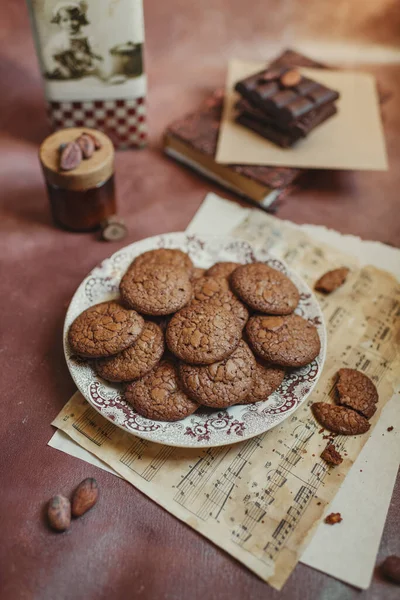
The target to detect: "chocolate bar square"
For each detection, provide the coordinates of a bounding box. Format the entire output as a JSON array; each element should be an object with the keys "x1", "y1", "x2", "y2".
[
  {"x1": 234, "y1": 66, "x2": 339, "y2": 147},
  {"x1": 235, "y1": 67, "x2": 339, "y2": 124},
  {"x1": 235, "y1": 98, "x2": 337, "y2": 147}
]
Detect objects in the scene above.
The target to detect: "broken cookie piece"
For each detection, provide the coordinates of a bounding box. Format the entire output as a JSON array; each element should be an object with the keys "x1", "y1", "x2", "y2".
[
  {"x1": 321, "y1": 443, "x2": 343, "y2": 466},
  {"x1": 336, "y1": 368, "x2": 378, "y2": 419},
  {"x1": 325, "y1": 512, "x2": 342, "y2": 525},
  {"x1": 315, "y1": 267, "x2": 349, "y2": 294},
  {"x1": 312, "y1": 402, "x2": 370, "y2": 435}
]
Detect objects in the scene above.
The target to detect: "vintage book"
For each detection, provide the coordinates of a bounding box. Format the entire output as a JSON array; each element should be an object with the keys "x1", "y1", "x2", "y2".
[
  {"x1": 27, "y1": 0, "x2": 147, "y2": 149},
  {"x1": 164, "y1": 49, "x2": 329, "y2": 208}
]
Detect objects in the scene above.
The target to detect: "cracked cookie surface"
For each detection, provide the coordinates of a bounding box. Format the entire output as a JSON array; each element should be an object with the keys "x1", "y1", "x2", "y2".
[
  {"x1": 246, "y1": 314, "x2": 320, "y2": 367},
  {"x1": 336, "y1": 368, "x2": 378, "y2": 419},
  {"x1": 68, "y1": 301, "x2": 144, "y2": 358},
  {"x1": 191, "y1": 276, "x2": 249, "y2": 328},
  {"x1": 120, "y1": 264, "x2": 192, "y2": 316},
  {"x1": 179, "y1": 340, "x2": 256, "y2": 408},
  {"x1": 166, "y1": 303, "x2": 242, "y2": 365},
  {"x1": 312, "y1": 402, "x2": 370, "y2": 435},
  {"x1": 240, "y1": 359, "x2": 285, "y2": 404},
  {"x1": 231, "y1": 262, "x2": 299, "y2": 314},
  {"x1": 95, "y1": 321, "x2": 164, "y2": 382},
  {"x1": 206, "y1": 262, "x2": 240, "y2": 279},
  {"x1": 125, "y1": 360, "x2": 198, "y2": 421},
  {"x1": 130, "y1": 248, "x2": 193, "y2": 274},
  {"x1": 190, "y1": 267, "x2": 206, "y2": 281}
]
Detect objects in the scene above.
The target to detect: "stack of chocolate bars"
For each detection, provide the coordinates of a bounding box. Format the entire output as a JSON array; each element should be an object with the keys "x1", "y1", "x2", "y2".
[
  {"x1": 164, "y1": 50, "x2": 339, "y2": 209},
  {"x1": 234, "y1": 67, "x2": 339, "y2": 148}
]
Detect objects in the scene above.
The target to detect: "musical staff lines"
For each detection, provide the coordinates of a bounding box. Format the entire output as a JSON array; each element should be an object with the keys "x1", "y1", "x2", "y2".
[
  {"x1": 120, "y1": 441, "x2": 173, "y2": 481},
  {"x1": 174, "y1": 438, "x2": 261, "y2": 521},
  {"x1": 232, "y1": 420, "x2": 328, "y2": 554},
  {"x1": 174, "y1": 447, "x2": 230, "y2": 514},
  {"x1": 72, "y1": 407, "x2": 116, "y2": 446},
  {"x1": 196, "y1": 437, "x2": 261, "y2": 521}
]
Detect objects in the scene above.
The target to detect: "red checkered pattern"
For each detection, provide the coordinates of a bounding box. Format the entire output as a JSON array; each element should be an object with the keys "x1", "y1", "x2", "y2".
[{"x1": 47, "y1": 97, "x2": 147, "y2": 149}]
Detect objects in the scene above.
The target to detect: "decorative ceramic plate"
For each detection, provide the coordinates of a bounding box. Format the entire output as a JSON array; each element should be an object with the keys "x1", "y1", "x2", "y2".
[{"x1": 64, "y1": 233, "x2": 326, "y2": 448}]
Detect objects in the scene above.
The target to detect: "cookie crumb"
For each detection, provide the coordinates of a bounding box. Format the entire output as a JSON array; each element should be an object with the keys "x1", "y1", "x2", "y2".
[
  {"x1": 387, "y1": 426, "x2": 394, "y2": 432},
  {"x1": 319, "y1": 428, "x2": 325, "y2": 434},
  {"x1": 325, "y1": 512, "x2": 342, "y2": 525},
  {"x1": 321, "y1": 443, "x2": 343, "y2": 466},
  {"x1": 317, "y1": 501, "x2": 321, "y2": 506}
]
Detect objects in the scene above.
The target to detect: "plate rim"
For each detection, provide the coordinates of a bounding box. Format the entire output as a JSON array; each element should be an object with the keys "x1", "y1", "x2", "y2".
[{"x1": 63, "y1": 231, "x2": 327, "y2": 448}]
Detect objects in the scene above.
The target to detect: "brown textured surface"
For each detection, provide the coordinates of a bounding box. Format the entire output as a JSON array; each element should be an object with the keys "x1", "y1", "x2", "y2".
[
  {"x1": 325, "y1": 512, "x2": 343, "y2": 525},
  {"x1": 95, "y1": 321, "x2": 165, "y2": 382},
  {"x1": 191, "y1": 276, "x2": 249, "y2": 327},
  {"x1": 231, "y1": 263, "x2": 300, "y2": 315},
  {"x1": 336, "y1": 367, "x2": 379, "y2": 419},
  {"x1": 191, "y1": 274, "x2": 230, "y2": 300},
  {"x1": 1, "y1": 2, "x2": 400, "y2": 599},
  {"x1": 240, "y1": 359, "x2": 285, "y2": 404},
  {"x1": 68, "y1": 301, "x2": 144, "y2": 358},
  {"x1": 315, "y1": 267, "x2": 350, "y2": 293},
  {"x1": 246, "y1": 314, "x2": 321, "y2": 367},
  {"x1": 381, "y1": 556, "x2": 400, "y2": 584},
  {"x1": 312, "y1": 402, "x2": 371, "y2": 435},
  {"x1": 125, "y1": 360, "x2": 198, "y2": 421},
  {"x1": 120, "y1": 264, "x2": 192, "y2": 316},
  {"x1": 131, "y1": 248, "x2": 193, "y2": 274},
  {"x1": 190, "y1": 267, "x2": 206, "y2": 280},
  {"x1": 320, "y1": 443, "x2": 343, "y2": 466},
  {"x1": 206, "y1": 262, "x2": 241, "y2": 278},
  {"x1": 167, "y1": 303, "x2": 242, "y2": 364},
  {"x1": 179, "y1": 340, "x2": 256, "y2": 407}
]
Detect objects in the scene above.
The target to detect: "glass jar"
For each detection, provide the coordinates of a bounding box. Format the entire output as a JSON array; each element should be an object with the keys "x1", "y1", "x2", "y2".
[{"x1": 40, "y1": 128, "x2": 116, "y2": 232}]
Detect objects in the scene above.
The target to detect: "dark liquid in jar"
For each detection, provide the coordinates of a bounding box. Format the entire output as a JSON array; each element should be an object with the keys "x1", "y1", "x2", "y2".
[{"x1": 47, "y1": 175, "x2": 116, "y2": 232}]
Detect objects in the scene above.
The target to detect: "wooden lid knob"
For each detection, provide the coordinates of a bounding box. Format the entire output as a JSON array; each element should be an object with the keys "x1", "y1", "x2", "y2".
[{"x1": 39, "y1": 128, "x2": 114, "y2": 191}]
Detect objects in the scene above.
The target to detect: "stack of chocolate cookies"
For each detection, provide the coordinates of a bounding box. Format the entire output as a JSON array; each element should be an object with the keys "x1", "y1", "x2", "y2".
[
  {"x1": 68, "y1": 249, "x2": 321, "y2": 422},
  {"x1": 234, "y1": 67, "x2": 339, "y2": 147}
]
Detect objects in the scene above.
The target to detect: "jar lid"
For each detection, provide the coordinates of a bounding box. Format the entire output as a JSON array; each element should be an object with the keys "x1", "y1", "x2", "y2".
[{"x1": 39, "y1": 128, "x2": 114, "y2": 191}]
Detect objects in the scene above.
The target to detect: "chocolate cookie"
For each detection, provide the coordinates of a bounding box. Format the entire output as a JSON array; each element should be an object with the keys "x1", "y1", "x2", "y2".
[
  {"x1": 179, "y1": 340, "x2": 256, "y2": 408},
  {"x1": 336, "y1": 368, "x2": 378, "y2": 419},
  {"x1": 68, "y1": 301, "x2": 144, "y2": 358},
  {"x1": 191, "y1": 276, "x2": 249, "y2": 328},
  {"x1": 120, "y1": 264, "x2": 192, "y2": 316},
  {"x1": 206, "y1": 262, "x2": 240, "y2": 279},
  {"x1": 315, "y1": 267, "x2": 349, "y2": 294},
  {"x1": 312, "y1": 402, "x2": 370, "y2": 435},
  {"x1": 230, "y1": 262, "x2": 299, "y2": 315},
  {"x1": 125, "y1": 360, "x2": 198, "y2": 421},
  {"x1": 131, "y1": 248, "x2": 193, "y2": 274},
  {"x1": 95, "y1": 321, "x2": 164, "y2": 382},
  {"x1": 191, "y1": 275, "x2": 230, "y2": 301},
  {"x1": 240, "y1": 359, "x2": 285, "y2": 404},
  {"x1": 246, "y1": 314, "x2": 321, "y2": 367},
  {"x1": 166, "y1": 303, "x2": 242, "y2": 365},
  {"x1": 190, "y1": 267, "x2": 206, "y2": 281}
]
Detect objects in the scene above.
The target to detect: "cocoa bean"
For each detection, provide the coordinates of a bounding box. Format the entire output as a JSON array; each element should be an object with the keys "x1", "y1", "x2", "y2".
[
  {"x1": 47, "y1": 495, "x2": 71, "y2": 532},
  {"x1": 381, "y1": 555, "x2": 400, "y2": 584},
  {"x1": 280, "y1": 70, "x2": 301, "y2": 88},
  {"x1": 76, "y1": 134, "x2": 95, "y2": 159},
  {"x1": 85, "y1": 132, "x2": 102, "y2": 150},
  {"x1": 71, "y1": 478, "x2": 99, "y2": 517},
  {"x1": 60, "y1": 142, "x2": 82, "y2": 171}
]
